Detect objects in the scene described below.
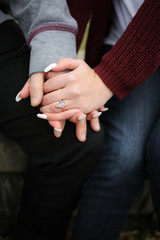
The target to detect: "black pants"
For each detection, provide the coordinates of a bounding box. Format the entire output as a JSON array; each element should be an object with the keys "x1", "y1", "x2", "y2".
[{"x1": 0, "y1": 20, "x2": 105, "y2": 240}]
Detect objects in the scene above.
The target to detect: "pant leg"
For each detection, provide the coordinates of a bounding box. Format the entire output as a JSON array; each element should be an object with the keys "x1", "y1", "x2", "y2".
[
  {"x1": 0, "y1": 20, "x2": 105, "y2": 240},
  {"x1": 72, "y1": 67, "x2": 160, "y2": 240},
  {"x1": 146, "y1": 117, "x2": 160, "y2": 226}
]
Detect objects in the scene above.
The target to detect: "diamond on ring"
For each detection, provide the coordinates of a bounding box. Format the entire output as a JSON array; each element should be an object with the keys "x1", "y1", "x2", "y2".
[{"x1": 56, "y1": 100, "x2": 66, "y2": 111}]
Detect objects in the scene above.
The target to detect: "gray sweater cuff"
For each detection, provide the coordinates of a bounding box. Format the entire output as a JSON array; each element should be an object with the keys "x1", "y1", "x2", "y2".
[{"x1": 29, "y1": 30, "x2": 77, "y2": 75}]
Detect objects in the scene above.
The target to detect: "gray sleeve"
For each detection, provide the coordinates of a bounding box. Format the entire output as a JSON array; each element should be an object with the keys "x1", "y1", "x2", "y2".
[{"x1": 10, "y1": 0, "x2": 78, "y2": 75}]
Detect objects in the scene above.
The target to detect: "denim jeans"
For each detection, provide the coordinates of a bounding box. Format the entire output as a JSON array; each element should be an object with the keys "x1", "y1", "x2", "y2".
[{"x1": 72, "y1": 64, "x2": 160, "y2": 239}]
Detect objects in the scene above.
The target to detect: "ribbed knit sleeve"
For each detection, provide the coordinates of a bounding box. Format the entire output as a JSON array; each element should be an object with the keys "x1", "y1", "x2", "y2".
[{"x1": 94, "y1": 0, "x2": 160, "y2": 99}]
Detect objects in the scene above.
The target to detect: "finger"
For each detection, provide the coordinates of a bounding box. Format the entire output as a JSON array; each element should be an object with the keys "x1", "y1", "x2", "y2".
[
  {"x1": 48, "y1": 120, "x2": 62, "y2": 129},
  {"x1": 44, "y1": 76, "x2": 66, "y2": 93},
  {"x1": 30, "y1": 72, "x2": 45, "y2": 107},
  {"x1": 45, "y1": 71, "x2": 66, "y2": 80},
  {"x1": 99, "y1": 106, "x2": 109, "y2": 112},
  {"x1": 41, "y1": 88, "x2": 66, "y2": 106},
  {"x1": 48, "y1": 120, "x2": 66, "y2": 138},
  {"x1": 37, "y1": 109, "x2": 79, "y2": 121},
  {"x1": 60, "y1": 120, "x2": 66, "y2": 131},
  {"x1": 15, "y1": 79, "x2": 30, "y2": 102},
  {"x1": 44, "y1": 62, "x2": 57, "y2": 72},
  {"x1": 90, "y1": 118, "x2": 101, "y2": 132},
  {"x1": 40, "y1": 99, "x2": 72, "y2": 113},
  {"x1": 69, "y1": 111, "x2": 87, "y2": 123},
  {"x1": 86, "y1": 110, "x2": 99, "y2": 120},
  {"x1": 88, "y1": 111, "x2": 102, "y2": 120},
  {"x1": 76, "y1": 118, "x2": 87, "y2": 142},
  {"x1": 47, "y1": 58, "x2": 84, "y2": 72},
  {"x1": 87, "y1": 111, "x2": 101, "y2": 132},
  {"x1": 68, "y1": 112, "x2": 87, "y2": 142}
]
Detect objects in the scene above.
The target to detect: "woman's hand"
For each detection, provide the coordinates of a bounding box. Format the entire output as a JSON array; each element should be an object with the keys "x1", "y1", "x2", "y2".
[
  {"x1": 15, "y1": 72, "x2": 45, "y2": 107},
  {"x1": 15, "y1": 71, "x2": 103, "y2": 142},
  {"x1": 15, "y1": 73, "x2": 68, "y2": 139},
  {"x1": 40, "y1": 58, "x2": 113, "y2": 118}
]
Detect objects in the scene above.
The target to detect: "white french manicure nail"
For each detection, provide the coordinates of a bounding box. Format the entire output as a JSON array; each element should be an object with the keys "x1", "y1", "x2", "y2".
[
  {"x1": 101, "y1": 107, "x2": 109, "y2": 112},
  {"x1": 54, "y1": 128, "x2": 62, "y2": 132},
  {"x1": 44, "y1": 63, "x2": 57, "y2": 72},
  {"x1": 54, "y1": 128, "x2": 62, "y2": 137},
  {"x1": 78, "y1": 114, "x2": 87, "y2": 121},
  {"x1": 37, "y1": 113, "x2": 47, "y2": 120},
  {"x1": 92, "y1": 112, "x2": 102, "y2": 119},
  {"x1": 15, "y1": 91, "x2": 22, "y2": 102}
]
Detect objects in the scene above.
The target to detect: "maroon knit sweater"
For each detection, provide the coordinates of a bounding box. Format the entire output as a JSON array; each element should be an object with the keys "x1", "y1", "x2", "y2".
[{"x1": 68, "y1": 0, "x2": 160, "y2": 99}]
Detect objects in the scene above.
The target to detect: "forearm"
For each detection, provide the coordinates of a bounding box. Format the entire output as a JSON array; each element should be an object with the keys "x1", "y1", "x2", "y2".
[{"x1": 94, "y1": 0, "x2": 160, "y2": 99}]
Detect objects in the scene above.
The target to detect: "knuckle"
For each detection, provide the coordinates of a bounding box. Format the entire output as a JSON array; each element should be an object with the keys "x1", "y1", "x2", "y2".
[
  {"x1": 79, "y1": 97, "x2": 89, "y2": 112},
  {"x1": 71, "y1": 85, "x2": 80, "y2": 97},
  {"x1": 68, "y1": 72, "x2": 76, "y2": 82},
  {"x1": 42, "y1": 96, "x2": 49, "y2": 105},
  {"x1": 51, "y1": 104, "x2": 56, "y2": 111},
  {"x1": 78, "y1": 59, "x2": 84, "y2": 64},
  {"x1": 30, "y1": 86, "x2": 37, "y2": 95},
  {"x1": 40, "y1": 106, "x2": 45, "y2": 113},
  {"x1": 43, "y1": 81, "x2": 48, "y2": 90},
  {"x1": 84, "y1": 104, "x2": 90, "y2": 113}
]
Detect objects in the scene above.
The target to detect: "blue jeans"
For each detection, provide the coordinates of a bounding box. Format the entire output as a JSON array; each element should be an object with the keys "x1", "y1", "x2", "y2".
[{"x1": 72, "y1": 66, "x2": 160, "y2": 240}]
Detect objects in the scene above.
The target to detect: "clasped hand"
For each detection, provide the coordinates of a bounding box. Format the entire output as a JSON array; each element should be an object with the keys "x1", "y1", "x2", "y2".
[{"x1": 17, "y1": 58, "x2": 113, "y2": 142}]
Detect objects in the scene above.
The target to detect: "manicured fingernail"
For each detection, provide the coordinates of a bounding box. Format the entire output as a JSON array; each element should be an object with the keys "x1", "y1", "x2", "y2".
[
  {"x1": 92, "y1": 112, "x2": 102, "y2": 119},
  {"x1": 37, "y1": 113, "x2": 47, "y2": 120},
  {"x1": 31, "y1": 97, "x2": 39, "y2": 106},
  {"x1": 80, "y1": 133, "x2": 86, "y2": 142},
  {"x1": 54, "y1": 128, "x2": 62, "y2": 132},
  {"x1": 101, "y1": 107, "x2": 109, "y2": 112},
  {"x1": 44, "y1": 63, "x2": 57, "y2": 72},
  {"x1": 15, "y1": 91, "x2": 22, "y2": 102},
  {"x1": 78, "y1": 114, "x2": 87, "y2": 121},
  {"x1": 54, "y1": 128, "x2": 62, "y2": 137}
]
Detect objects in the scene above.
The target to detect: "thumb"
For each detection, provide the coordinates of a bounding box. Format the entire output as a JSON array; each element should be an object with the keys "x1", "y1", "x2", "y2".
[
  {"x1": 30, "y1": 72, "x2": 45, "y2": 107},
  {"x1": 15, "y1": 78, "x2": 30, "y2": 102},
  {"x1": 44, "y1": 58, "x2": 84, "y2": 73}
]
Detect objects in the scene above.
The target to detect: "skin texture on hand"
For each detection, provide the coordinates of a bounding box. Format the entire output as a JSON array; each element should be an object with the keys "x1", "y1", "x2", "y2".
[
  {"x1": 16, "y1": 72, "x2": 67, "y2": 137},
  {"x1": 19, "y1": 72, "x2": 45, "y2": 106},
  {"x1": 40, "y1": 58, "x2": 113, "y2": 120},
  {"x1": 16, "y1": 71, "x2": 103, "y2": 142}
]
